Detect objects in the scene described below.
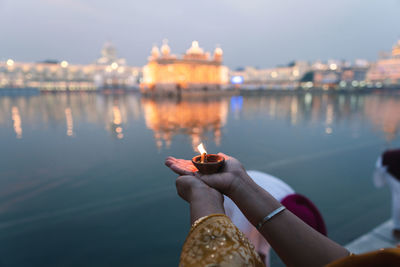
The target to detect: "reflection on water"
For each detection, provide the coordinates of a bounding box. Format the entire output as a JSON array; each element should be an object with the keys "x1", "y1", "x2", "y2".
[
  {"x1": 0, "y1": 93, "x2": 142, "y2": 139},
  {"x1": 142, "y1": 98, "x2": 228, "y2": 149},
  {"x1": 64, "y1": 107, "x2": 74, "y2": 137},
  {"x1": 0, "y1": 93, "x2": 399, "y2": 145},
  {"x1": 364, "y1": 97, "x2": 400, "y2": 141},
  {"x1": 11, "y1": 106, "x2": 22, "y2": 139},
  {"x1": 237, "y1": 93, "x2": 400, "y2": 142},
  {"x1": 112, "y1": 105, "x2": 124, "y2": 139}
]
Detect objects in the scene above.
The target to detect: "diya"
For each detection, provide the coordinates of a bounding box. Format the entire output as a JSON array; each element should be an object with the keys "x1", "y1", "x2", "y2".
[{"x1": 192, "y1": 143, "x2": 225, "y2": 174}]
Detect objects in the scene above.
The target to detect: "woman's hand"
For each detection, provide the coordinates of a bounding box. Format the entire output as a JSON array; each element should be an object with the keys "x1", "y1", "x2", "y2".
[
  {"x1": 196, "y1": 153, "x2": 252, "y2": 196},
  {"x1": 175, "y1": 175, "x2": 222, "y2": 204},
  {"x1": 165, "y1": 157, "x2": 198, "y2": 176},
  {"x1": 166, "y1": 153, "x2": 251, "y2": 197},
  {"x1": 175, "y1": 175, "x2": 225, "y2": 224},
  {"x1": 168, "y1": 154, "x2": 350, "y2": 266}
]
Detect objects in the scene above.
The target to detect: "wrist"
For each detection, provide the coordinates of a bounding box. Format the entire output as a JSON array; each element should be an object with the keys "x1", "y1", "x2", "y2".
[
  {"x1": 229, "y1": 173, "x2": 281, "y2": 226},
  {"x1": 227, "y1": 171, "x2": 255, "y2": 198},
  {"x1": 189, "y1": 188, "x2": 224, "y2": 224}
]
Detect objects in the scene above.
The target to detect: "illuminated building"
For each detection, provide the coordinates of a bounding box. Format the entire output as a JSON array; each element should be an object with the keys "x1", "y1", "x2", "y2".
[
  {"x1": 141, "y1": 98, "x2": 228, "y2": 149},
  {"x1": 141, "y1": 40, "x2": 229, "y2": 95},
  {"x1": 366, "y1": 40, "x2": 400, "y2": 87},
  {"x1": 231, "y1": 59, "x2": 372, "y2": 90},
  {"x1": 0, "y1": 42, "x2": 142, "y2": 91},
  {"x1": 230, "y1": 62, "x2": 310, "y2": 90}
]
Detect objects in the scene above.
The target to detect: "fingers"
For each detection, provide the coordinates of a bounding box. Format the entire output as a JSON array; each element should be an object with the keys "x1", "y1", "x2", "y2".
[
  {"x1": 164, "y1": 157, "x2": 176, "y2": 167},
  {"x1": 165, "y1": 157, "x2": 198, "y2": 175},
  {"x1": 165, "y1": 156, "x2": 177, "y2": 167},
  {"x1": 165, "y1": 157, "x2": 187, "y2": 174},
  {"x1": 170, "y1": 163, "x2": 194, "y2": 175},
  {"x1": 175, "y1": 175, "x2": 189, "y2": 201},
  {"x1": 175, "y1": 175, "x2": 206, "y2": 202}
]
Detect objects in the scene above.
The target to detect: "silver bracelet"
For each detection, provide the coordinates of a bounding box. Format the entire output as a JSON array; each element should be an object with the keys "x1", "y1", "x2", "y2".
[{"x1": 256, "y1": 206, "x2": 286, "y2": 230}]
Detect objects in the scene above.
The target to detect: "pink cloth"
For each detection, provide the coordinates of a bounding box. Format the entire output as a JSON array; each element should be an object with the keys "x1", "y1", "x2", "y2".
[{"x1": 281, "y1": 194, "x2": 327, "y2": 235}]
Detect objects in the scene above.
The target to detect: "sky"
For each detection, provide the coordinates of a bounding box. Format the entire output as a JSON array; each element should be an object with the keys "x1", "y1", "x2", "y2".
[{"x1": 0, "y1": 0, "x2": 400, "y2": 68}]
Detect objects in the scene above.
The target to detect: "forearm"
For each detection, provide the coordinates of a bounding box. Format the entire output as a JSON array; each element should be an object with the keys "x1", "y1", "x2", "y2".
[
  {"x1": 189, "y1": 189, "x2": 225, "y2": 224},
  {"x1": 230, "y1": 175, "x2": 349, "y2": 266},
  {"x1": 229, "y1": 174, "x2": 282, "y2": 225},
  {"x1": 261, "y1": 211, "x2": 349, "y2": 266}
]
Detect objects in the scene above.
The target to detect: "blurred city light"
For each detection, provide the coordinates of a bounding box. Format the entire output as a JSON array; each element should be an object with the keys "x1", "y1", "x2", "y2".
[
  {"x1": 60, "y1": 60, "x2": 69, "y2": 68},
  {"x1": 231, "y1": 76, "x2": 244, "y2": 84},
  {"x1": 6, "y1": 59, "x2": 14, "y2": 67}
]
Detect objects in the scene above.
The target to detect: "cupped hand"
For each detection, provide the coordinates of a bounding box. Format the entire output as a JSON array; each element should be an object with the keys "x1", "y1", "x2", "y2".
[
  {"x1": 165, "y1": 156, "x2": 198, "y2": 176},
  {"x1": 195, "y1": 153, "x2": 251, "y2": 196},
  {"x1": 165, "y1": 153, "x2": 250, "y2": 197}
]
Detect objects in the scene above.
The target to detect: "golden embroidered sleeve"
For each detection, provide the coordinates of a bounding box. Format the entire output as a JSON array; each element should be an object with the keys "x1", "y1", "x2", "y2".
[{"x1": 180, "y1": 214, "x2": 265, "y2": 267}]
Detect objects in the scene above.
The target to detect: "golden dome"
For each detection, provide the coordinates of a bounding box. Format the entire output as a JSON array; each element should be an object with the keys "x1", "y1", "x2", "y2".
[
  {"x1": 213, "y1": 45, "x2": 223, "y2": 61},
  {"x1": 161, "y1": 39, "x2": 171, "y2": 56},
  {"x1": 186, "y1": 41, "x2": 204, "y2": 55},
  {"x1": 151, "y1": 44, "x2": 160, "y2": 58},
  {"x1": 392, "y1": 40, "x2": 400, "y2": 58},
  {"x1": 214, "y1": 46, "x2": 223, "y2": 56}
]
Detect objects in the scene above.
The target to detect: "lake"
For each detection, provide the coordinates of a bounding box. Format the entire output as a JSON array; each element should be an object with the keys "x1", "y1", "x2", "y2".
[{"x1": 0, "y1": 91, "x2": 399, "y2": 266}]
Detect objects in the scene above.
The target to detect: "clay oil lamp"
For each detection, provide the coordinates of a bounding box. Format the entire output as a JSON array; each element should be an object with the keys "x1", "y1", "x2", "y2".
[{"x1": 192, "y1": 143, "x2": 225, "y2": 174}]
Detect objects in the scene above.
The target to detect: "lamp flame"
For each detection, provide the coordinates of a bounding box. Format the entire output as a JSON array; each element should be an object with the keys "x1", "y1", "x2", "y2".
[{"x1": 197, "y1": 143, "x2": 207, "y2": 155}]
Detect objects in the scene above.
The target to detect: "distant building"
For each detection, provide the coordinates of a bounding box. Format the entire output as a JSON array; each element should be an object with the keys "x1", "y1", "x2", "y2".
[
  {"x1": 0, "y1": 42, "x2": 142, "y2": 91},
  {"x1": 339, "y1": 64, "x2": 370, "y2": 89},
  {"x1": 141, "y1": 40, "x2": 229, "y2": 95},
  {"x1": 230, "y1": 62, "x2": 310, "y2": 90},
  {"x1": 366, "y1": 40, "x2": 400, "y2": 87},
  {"x1": 231, "y1": 60, "x2": 371, "y2": 90},
  {"x1": 94, "y1": 42, "x2": 141, "y2": 90}
]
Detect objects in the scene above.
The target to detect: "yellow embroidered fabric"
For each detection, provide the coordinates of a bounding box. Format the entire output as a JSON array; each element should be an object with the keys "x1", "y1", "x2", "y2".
[{"x1": 180, "y1": 214, "x2": 265, "y2": 267}]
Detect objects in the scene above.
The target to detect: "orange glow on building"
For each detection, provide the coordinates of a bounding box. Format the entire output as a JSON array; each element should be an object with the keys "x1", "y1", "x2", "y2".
[
  {"x1": 141, "y1": 40, "x2": 228, "y2": 95},
  {"x1": 366, "y1": 40, "x2": 400, "y2": 85}
]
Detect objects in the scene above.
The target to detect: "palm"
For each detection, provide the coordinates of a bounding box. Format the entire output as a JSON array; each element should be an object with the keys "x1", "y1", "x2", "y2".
[{"x1": 165, "y1": 156, "x2": 198, "y2": 175}]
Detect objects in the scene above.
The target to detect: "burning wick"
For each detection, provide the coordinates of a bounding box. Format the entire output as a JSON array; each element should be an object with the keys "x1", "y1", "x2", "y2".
[
  {"x1": 192, "y1": 142, "x2": 225, "y2": 174},
  {"x1": 197, "y1": 143, "x2": 207, "y2": 163}
]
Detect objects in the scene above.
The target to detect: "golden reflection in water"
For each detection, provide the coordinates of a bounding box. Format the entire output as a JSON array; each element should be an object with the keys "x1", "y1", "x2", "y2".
[
  {"x1": 112, "y1": 106, "x2": 124, "y2": 139},
  {"x1": 65, "y1": 108, "x2": 74, "y2": 136},
  {"x1": 0, "y1": 93, "x2": 399, "y2": 146},
  {"x1": 142, "y1": 98, "x2": 228, "y2": 150},
  {"x1": 11, "y1": 106, "x2": 22, "y2": 139},
  {"x1": 364, "y1": 97, "x2": 400, "y2": 142}
]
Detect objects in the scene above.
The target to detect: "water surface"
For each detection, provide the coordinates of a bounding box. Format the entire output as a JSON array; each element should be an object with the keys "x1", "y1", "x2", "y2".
[{"x1": 0, "y1": 92, "x2": 399, "y2": 266}]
